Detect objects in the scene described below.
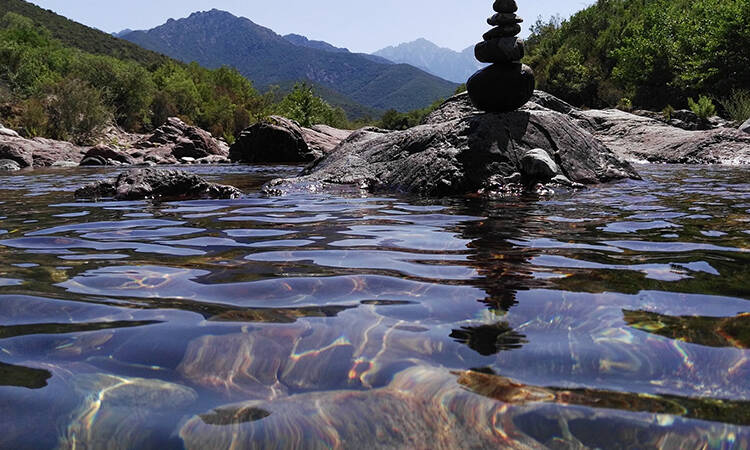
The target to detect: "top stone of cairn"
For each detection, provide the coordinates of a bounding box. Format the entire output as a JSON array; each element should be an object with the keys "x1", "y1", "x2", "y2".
[{"x1": 493, "y1": 0, "x2": 518, "y2": 13}]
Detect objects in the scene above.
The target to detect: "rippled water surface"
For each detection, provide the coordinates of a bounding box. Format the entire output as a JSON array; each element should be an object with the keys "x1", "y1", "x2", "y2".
[{"x1": 0, "y1": 164, "x2": 748, "y2": 449}]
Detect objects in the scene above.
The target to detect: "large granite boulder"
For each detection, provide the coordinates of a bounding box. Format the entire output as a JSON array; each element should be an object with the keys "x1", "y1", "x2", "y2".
[
  {"x1": 80, "y1": 145, "x2": 135, "y2": 166},
  {"x1": 136, "y1": 117, "x2": 227, "y2": 160},
  {"x1": 229, "y1": 116, "x2": 352, "y2": 163},
  {"x1": 570, "y1": 108, "x2": 750, "y2": 164},
  {"x1": 263, "y1": 92, "x2": 639, "y2": 196},
  {"x1": 75, "y1": 168, "x2": 242, "y2": 201},
  {"x1": 0, "y1": 136, "x2": 84, "y2": 168}
]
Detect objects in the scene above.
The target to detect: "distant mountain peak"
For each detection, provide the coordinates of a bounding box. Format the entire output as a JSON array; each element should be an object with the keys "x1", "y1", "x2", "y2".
[
  {"x1": 373, "y1": 38, "x2": 484, "y2": 84},
  {"x1": 121, "y1": 10, "x2": 457, "y2": 116},
  {"x1": 283, "y1": 33, "x2": 350, "y2": 53}
]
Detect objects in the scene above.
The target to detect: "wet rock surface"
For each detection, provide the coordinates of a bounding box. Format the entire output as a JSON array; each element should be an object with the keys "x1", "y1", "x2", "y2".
[
  {"x1": 264, "y1": 92, "x2": 639, "y2": 196},
  {"x1": 741, "y1": 118, "x2": 750, "y2": 134},
  {"x1": 74, "y1": 168, "x2": 242, "y2": 200},
  {"x1": 229, "y1": 116, "x2": 352, "y2": 163}
]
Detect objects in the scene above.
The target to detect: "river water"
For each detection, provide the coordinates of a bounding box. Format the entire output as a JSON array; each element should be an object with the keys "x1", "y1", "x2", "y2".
[{"x1": 0, "y1": 164, "x2": 748, "y2": 449}]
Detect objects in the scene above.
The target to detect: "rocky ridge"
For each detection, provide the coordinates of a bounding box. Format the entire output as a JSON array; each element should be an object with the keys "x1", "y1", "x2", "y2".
[{"x1": 263, "y1": 92, "x2": 640, "y2": 197}]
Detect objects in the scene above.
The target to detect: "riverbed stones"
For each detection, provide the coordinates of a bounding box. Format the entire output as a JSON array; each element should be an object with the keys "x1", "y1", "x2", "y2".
[
  {"x1": 0, "y1": 159, "x2": 21, "y2": 171},
  {"x1": 74, "y1": 168, "x2": 242, "y2": 200},
  {"x1": 741, "y1": 118, "x2": 750, "y2": 134},
  {"x1": 467, "y1": 0, "x2": 535, "y2": 113}
]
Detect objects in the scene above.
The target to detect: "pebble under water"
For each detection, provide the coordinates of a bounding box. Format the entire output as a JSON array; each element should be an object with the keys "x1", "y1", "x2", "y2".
[{"x1": 0, "y1": 164, "x2": 748, "y2": 449}]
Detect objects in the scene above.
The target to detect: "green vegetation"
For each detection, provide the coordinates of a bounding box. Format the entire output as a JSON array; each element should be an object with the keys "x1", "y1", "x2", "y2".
[
  {"x1": 0, "y1": 11, "x2": 368, "y2": 143},
  {"x1": 719, "y1": 89, "x2": 750, "y2": 123},
  {"x1": 524, "y1": 0, "x2": 750, "y2": 113},
  {"x1": 688, "y1": 96, "x2": 717, "y2": 120},
  {"x1": 275, "y1": 83, "x2": 347, "y2": 129}
]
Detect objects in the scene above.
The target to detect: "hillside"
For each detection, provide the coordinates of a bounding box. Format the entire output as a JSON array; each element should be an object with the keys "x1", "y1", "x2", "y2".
[
  {"x1": 374, "y1": 38, "x2": 484, "y2": 84},
  {"x1": 0, "y1": 0, "x2": 169, "y2": 67},
  {"x1": 123, "y1": 10, "x2": 458, "y2": 112},
  {"x1": 524, "y1": 0, "x2": 750, "y2": 112}
]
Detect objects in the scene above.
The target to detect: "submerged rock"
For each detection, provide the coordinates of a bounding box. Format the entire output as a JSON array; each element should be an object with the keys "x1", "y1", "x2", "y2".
[
  {"x1": 264, "y1": 92, "x2": 639, "y2": 196},
  {"x1": 75, "y1": 168, "x2": 242, "y2": 200},
  {"x1": 229, "y1": 116, "x2": 352, "y2": 163},
  {"x1": 179, "y1": 366, "x2": 532, "y2": 449}
]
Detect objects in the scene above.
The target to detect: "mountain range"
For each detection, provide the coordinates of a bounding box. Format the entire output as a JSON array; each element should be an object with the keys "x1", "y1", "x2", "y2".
[
  {"x1": 374, "y1": 38, "x2": 485, "y2": 84},
  {"x1": 122, "y1": 10, "x2": 458, "y2": 115}
]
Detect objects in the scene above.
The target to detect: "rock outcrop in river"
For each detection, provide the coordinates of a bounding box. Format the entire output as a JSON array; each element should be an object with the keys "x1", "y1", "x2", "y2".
[
  {"x1": 229, "y1": 116, "x2": 352, "y2": 163},
  {"x1": 263, "y1": 92, "x2": 640, "y2": 196},
  {"x1": 75, "y1": 168, "x2": 241, "y2": 200},
  {"x1": 0, "y1": 135, "x2": 85, "y2": 168},
  {"x1": 567, "y1": 104, "x2": 750, "y2": 165}
]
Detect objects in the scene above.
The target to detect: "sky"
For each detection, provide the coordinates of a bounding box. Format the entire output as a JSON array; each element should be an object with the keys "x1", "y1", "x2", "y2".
[{"x1": 28, "y1": 0, "x2": 594, "y2": 53}]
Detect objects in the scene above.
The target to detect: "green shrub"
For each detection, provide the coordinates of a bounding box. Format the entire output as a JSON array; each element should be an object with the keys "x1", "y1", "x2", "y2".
[
  {"x1": 616, "y1": 97, "x2": 633, "y2": 112},
  {"x1": 688, "y1": 95, "x2": 716, "y2": 120},
  {"x1": 275, "y1": 83, "x2": 347, "y2": 128},
  {"x1": 45, "y1": 78, "x2": 112, "y2": 144},
  {"x1": 719, "y1": 89, "x2": 750, "y2": 123},
  {"x1": 662, "y1": 104, "x2": 675, "y2": 121}
]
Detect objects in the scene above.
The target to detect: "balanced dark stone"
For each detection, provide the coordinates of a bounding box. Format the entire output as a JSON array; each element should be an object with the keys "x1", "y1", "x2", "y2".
[
  {"x1": 483, "y1": 24, "x2": 522, "y2": 40},
  {"x1": 493, "y1": 0, "x2": 518, "y2": 13},
  {"x1": 475, "y1": 37, "x2": 524, "y2": 64},
  {"x1": 467, "y1": 0, "x2": 535, "y2": 113},
  {"x1": 487, "y1": 13, "x2": 523, "y2": 26},
  {"x1": 467, "y1": 63, "x2": 535, "y2": 113}
]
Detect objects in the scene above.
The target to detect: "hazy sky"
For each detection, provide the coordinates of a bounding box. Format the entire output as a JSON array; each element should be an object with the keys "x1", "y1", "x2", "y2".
[{"x1": 28, "y1": 0, "x2": 593, "y2": 53}]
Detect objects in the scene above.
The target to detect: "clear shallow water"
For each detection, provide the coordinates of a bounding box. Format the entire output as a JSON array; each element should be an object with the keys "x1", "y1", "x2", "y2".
[{"x1": 0, "y1": 164, "x2": 748, "y2": 449}]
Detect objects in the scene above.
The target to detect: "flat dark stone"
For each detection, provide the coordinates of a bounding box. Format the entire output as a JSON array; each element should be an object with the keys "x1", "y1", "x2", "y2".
[
  {"x1": 467, "y1": 63, "x2": 536, "y2": 113},
  {"x1": 493, "y1": 0, "x2": 518, "y2": 13},
  {"x1": 475, "y1": 37, "x2": 524, "y2": 64},
  {"x1": 483, "y1": 24, "x2": 522, "y2": 40},
  {"x1": 487, "y1": 13, "x2": 523, "y2": 26}
]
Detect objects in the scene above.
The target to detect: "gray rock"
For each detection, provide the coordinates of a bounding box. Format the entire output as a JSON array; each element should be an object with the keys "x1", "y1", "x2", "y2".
[
  {"x1": 740, "y1": 118, "x2": 750, "y2": 134},
  {"x1": 81, "y1": 145, "x2": 135, "y2": 166},
  {"x1": 75, "y1": 168, "x2": 242, "y2": 200},
  {"x1": 570, "y1": 107, "x2": 750, "y2": 164},
  {"x1": 0, "y1": 141, "x2": 33, "y2": 167},
  {"x1": 195, "y1": 155, "x2": 230, "y2": 164},
  {"x1": 521, "y1": 148, "x2": 560, "y2": 182},
  {"x1": 230, "y1": 116, "x2": 352, "y2": 163},
  {"x1": 0, "y1": 159, "x2": 21, "y2": 171},
  {"x1": 0, "y1": 124, "x2": 19, "y2": 137},
  {"x1": 264, "y1": 92, "x2": 639, "y2": 197},
  {"x1": 80, "y1": 156, "x2": 107, "y2": 166},
  {"x1": 136, "y1": 117, "x2": 226, "y2": 160},
  {"x1": 50, "y1": 161, "x2": 79, "y2": 168},
  {"x1": 474, "y1": 37, "x2": 524, "y2": 64},
  {"x1": 530, "y1": 90, "x2": 576, "y2": 114}
]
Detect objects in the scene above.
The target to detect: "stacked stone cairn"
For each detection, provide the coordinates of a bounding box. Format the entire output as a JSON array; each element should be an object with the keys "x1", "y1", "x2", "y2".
[{"x1": 467, "y1": 0, "x2": 535, "y2": 112}]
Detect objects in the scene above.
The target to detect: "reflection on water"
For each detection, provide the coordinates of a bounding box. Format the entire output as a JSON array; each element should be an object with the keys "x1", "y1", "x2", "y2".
[{"x1": 0, "y1": 164, "x2": 748, "y2": 448}]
